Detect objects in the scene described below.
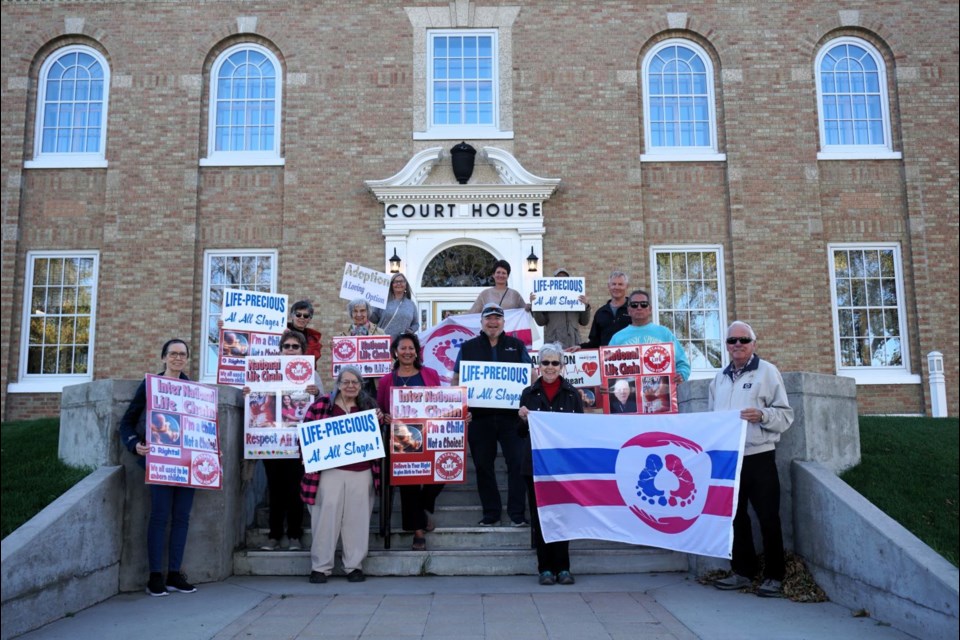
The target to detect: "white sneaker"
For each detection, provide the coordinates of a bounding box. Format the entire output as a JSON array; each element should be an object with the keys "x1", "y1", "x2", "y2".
[
  {"x1": 287, "y1": 537, "x2": 302, "y2": 551},
  {"x1": 757, "y1": 579, "x2": 783, "y2": 598},
  {"x1": 260, "y1": 538, "x2": 279, "y2": 551},
  {"x1": 713, "y1": 574, "x2": 751, "y2": 590}
]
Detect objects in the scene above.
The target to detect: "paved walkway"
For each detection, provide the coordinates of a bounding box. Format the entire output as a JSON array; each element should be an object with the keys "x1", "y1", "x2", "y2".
[{"x1": 17, "y1": 573, "x2": 913, "y2": 640}]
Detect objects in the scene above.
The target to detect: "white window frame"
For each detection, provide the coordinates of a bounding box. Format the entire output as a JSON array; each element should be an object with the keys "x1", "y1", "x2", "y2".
[
  {"x1": 200, "y1": 43, "x2": 284, "y2": 167},
  {"x1": 9, "y1": 250, "x2": 100, "y2": 393},
  {"x1": 827, "y1": 242, "x2": 919, "y2": 384},
  {"x1": 649, "y1": 245, "x2": 727, "y2": 380},
  {"x1": 200, "y1": 249, "x2": 279, "y2": 382},
  {"x1": 25, "y1": 45, "x2": 110, "y2": 170},
  {"x1": 416, "y1": 29, "x2": 512, "y2": 140},
  {"x1": 641, "y1": 39, "x2": 725, "y2": 163},
  {"x1": 815, "y1": 37, "x2": 901, "y2": 161}
]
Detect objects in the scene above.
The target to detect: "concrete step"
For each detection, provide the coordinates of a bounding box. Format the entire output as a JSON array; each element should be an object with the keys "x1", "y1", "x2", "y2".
[{"x1": 233, "y1": 546, "x2": 688, "y2": 577}]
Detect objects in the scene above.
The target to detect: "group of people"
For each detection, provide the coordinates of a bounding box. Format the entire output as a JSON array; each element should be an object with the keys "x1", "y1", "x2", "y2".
[{"x1": 121, "y1": 262, "x2": 794, "y2": 599}]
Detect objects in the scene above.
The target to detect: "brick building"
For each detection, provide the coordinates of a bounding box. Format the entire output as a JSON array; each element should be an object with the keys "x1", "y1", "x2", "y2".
[{"x1": 2, "y1": 0, "x2": 957, "y2": 420}]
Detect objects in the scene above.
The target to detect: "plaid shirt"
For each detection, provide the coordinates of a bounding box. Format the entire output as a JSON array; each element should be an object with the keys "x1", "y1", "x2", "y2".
[{"x1": 299, "y1": 396, "x2": 382, "y2": 504}]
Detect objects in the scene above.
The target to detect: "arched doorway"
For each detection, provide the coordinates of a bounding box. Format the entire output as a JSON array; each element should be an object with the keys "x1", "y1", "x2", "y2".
[{"x1": 416, "y1": 244, "x2": 498, "y2": 329}]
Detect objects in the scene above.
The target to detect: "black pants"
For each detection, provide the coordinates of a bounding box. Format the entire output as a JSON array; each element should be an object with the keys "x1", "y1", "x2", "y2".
[
  {"x1": 468, "y1": 412, "x2": 526, "y2": 523},
  {"x1": 526, "y1": 475, "x2": 570, "y2": 574},
  {"x1": 399, "y1": 483, "x2": 445, "y2": 531},
  {"x1": 731, "y1": 450, "x2": 785, "y2": 581},
  {"x1": 263, "y1": 459, "x2": 305, "y2": 540}
]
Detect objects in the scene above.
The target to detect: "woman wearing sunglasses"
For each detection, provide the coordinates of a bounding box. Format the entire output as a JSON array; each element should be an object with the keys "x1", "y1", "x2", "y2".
[
  {"x1": 287, "y1": 299, "x2": 323, "y2": 369},
  {"x1": 517, "y1": 342, "x2": 584, "y2": 586}
]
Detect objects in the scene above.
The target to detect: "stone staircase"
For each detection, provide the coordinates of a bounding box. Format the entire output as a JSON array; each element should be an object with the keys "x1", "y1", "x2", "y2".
[{"x1": 233, "y1": 456, "x2": 688, "y2": 577}]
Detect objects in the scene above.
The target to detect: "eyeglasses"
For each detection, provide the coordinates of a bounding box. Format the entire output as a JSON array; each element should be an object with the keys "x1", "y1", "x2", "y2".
[
  {"x1": 726, "y1": 337, "x2": 754, "y2": 345},
  {"x1": 281, "y1": 343, "x2": 302, "y2": 350},
  {"x1": 628, "y1": 301, "x2": 650, "y2": 309},
  {"x1": 166, "y1": 352, "x2": 188, "y2": 359},
  {"x1": 293, "y1": 312, "x2": 312, "y2": 319},
  {"x1": 340, "y1": 379, "x2": 361, "y2": 386},
  {"x1": 540, "y1": 360, "x2": 562, "y2": 367}
]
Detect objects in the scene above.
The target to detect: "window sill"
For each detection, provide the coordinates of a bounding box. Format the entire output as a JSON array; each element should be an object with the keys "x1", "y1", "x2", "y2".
[
  {"x1": 640, "y1": 152, "x2": 726, "y2": 163},
  {"x1": 24, "y1": 157, "x2": 108, "y2": 169},
  {"x1": 199, "y1": 155, "x2": 285, "y2": 167},
  {"x1": 836, "y1": 369, "x2": 922, "y2": 385},
  {"x1": 8, "y1": 377, "x2": 93, "y2": 394},
  {"x1": 414, "y1": 127, "x2": 514, "y2": 141},
  {"x1": 817, "y1": 150, "x2": 902, "y2": 161},
  {"x1": 687, "y1": 370, "x2": 721, "y2": 382}
]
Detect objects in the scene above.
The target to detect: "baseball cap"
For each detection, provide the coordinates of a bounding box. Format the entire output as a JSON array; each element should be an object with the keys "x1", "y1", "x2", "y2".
[{"x1": 481, "y1": 303, "x2": 505, "y2": 318}]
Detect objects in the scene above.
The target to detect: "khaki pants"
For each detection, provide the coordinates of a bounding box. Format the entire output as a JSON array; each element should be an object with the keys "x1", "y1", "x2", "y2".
[{"x1": 307, "y1": 468, "x2": 374, "y2": 575}]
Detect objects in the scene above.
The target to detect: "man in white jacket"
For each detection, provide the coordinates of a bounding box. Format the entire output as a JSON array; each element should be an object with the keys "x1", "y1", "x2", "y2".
[{"x1": 709, "y1": 321, "x2": 794, "y2": 598}]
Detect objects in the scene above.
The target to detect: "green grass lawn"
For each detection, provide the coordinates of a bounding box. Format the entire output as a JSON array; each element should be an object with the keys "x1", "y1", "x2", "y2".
[
  {"x1": 841, "y1": 416, "x2": 959, "y2": 567},
  {"x1": 1, "y1": 418, "x2": 94, "y2": 538}
]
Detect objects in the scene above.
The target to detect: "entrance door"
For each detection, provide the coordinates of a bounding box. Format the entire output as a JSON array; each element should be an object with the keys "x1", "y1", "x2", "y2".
[{"x1": 415, "y1": 244, "x2": 498, "y2": 331}]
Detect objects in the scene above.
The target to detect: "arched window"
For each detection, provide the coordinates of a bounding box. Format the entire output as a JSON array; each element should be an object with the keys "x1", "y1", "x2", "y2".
[
  {"x1": 641, "y1": 39, "x2": 723, "y2": 161},
  {"x1": 815, "y1": 37, "x2": 899, "y2": 159},
  {"x1": 26, "y1": 45, "x2": 110, "y2": 169},
  {"x1": 421, "y1": 245, "x2": 497, "y2": 288},
  {"x1": 201, "y1": 43, "x2": 283, "y2": 166}
]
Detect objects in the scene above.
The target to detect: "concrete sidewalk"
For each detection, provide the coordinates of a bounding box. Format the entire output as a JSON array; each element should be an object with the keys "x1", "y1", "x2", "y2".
[{"x1": 16, "y1": 573, "x2": 912, "y2": 640}]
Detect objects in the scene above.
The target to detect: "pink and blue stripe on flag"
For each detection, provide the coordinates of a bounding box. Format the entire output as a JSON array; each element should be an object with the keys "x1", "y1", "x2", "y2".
[{"x1": 528, "y1": 410, "x2": 745, "y2": 558}]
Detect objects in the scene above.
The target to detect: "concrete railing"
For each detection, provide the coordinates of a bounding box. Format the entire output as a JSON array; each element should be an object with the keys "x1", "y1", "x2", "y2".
[{"x1": 793, "y1": 461, "x2": 959, "y2": 640}]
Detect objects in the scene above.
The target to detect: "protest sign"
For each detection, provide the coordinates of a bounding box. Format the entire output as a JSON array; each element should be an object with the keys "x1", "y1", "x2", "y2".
[
  {"x1": 389, "y1": 386, "x2": 468, "y2": 485},
  {"x1": 600, "y1": 343, "x2": 677, "y2": 414},
  {"x1": 298, "y1": 408, "x2": 385, "y2": 473},
  {"x1": 220, "y1": 288, "x2": 289, "y2": 332},
  {"x1": 145, "y1": 374, "x2": 221, "y2": 490},
  {"x1": 243, "y1": 355, "x2": 315, "y2": 459},
  {"x1": 330, "y1": 335, "x2": 393, "y2": 378},
  {"x1": 458, "y1": 361, "x2": 531, "y2": 409},
  {"x1": 339, "y1": 262, "x2": 390, "y2": 309},
  {"x1": 529, "y1": 409, "x2": 746, "y2": 558},
  {"x1": 531, "y1": 277, "x2": 586, "y2": 311},
  {"x1": 530, "y1": 349, "x2": 601, "y2": 387}
]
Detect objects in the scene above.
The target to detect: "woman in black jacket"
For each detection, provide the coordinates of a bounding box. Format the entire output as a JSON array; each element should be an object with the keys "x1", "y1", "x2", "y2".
[
  {"x1": 518, "y1": 342, "x2": 584, "y2": 586},
  {"x1": 118, "y1": 338, "x2": 197, "y2": 597}
]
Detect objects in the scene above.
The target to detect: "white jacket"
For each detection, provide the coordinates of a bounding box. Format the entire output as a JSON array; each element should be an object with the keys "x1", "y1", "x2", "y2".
[{"x1": 708, "y1": 356, "x2": 794, "y2": 456}]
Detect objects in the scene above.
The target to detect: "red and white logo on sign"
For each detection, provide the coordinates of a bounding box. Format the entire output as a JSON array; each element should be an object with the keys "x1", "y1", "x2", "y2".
[
  {"x1": 643, "y1": 344, "x2": 671, "y2": 374},
  {"x1": 332, "y1": 339, "x2": 356, "y2": 362},
  {"x1": 192, "y1": 452, "x2": 220, "y2": 487},
  {"x1": 285, "y1": 359, "x2": 313, "y2": 385},
  {"x1": 435, "y1": 451, "x2": 464, "y2": 481}
]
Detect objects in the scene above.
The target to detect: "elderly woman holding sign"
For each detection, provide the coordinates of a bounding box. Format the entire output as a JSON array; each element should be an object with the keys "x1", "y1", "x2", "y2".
[
  {"x1": 301, "y1": 366, "x2": 383, "y2": 584},
  {"x1": 517, "y1": 341, "x2": 585, "y2": 586},
  {"x1": 377, "y1": 332, "x2": 443, "y2": 551},
  {"x1": 369, "y1": 273, "x2": 419, "y2": 340},
  {"x1": 118, "y1": 338, "x2": 198, "y2": 597}
]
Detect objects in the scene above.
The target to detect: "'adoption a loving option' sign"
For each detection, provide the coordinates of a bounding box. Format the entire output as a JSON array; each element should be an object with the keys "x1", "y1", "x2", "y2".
[
  {"x1": 145, "y1": 374, "x2": 221, "y2": 490},
  {"x1": 298, "y1": 408, "x2": 386, "y2": 473},
  {"x1": 458, "y1": 361, "x2": 532, "y2": 409},
  {"x1": 339, "y1": 263, "x2": 390, "y2": 309},
  {"x1": 531, "y1": 277, "x2": 586, "y2": 311}
]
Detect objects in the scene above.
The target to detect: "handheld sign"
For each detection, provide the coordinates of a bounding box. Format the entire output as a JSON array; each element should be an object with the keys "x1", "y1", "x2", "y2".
[
  {"x1": 145, "y1": 374, "x2": 222, "y2": 490},
  {"x1": 530, "y1": 349, "x2": 601, "y2": 388},
  {"x1": 458, "y1": 361, "x2": 531, "y2": 409},
  {"x1": 331, "y1": 335, "x2": 393, "y2": 378},
  {"x1": 243, "y1": 355, "x2": 315, "y2": 459},
  {"x1": 299, "y1": 409, "x2": 385, "y2": 473},
  {"x1": 600, "y1": 343, "x2": 678, "y2": 414},
  {"x1": 390, "y1": 386, "x2": 469, "y2": 485},
  {"x1": 339, "y1": 262, "x2": 390, "y2": 309},
  {"x1": 220, "y1": 288, "x2": 288, "y2": 332},
  {"x1": 531, "y1": 277, "x2": 586, "y2": 311}
]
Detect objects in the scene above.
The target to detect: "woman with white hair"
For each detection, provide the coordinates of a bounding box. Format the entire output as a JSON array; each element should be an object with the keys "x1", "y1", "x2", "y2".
[{"x1": 517, "y1": 342, "x2": 584, "y2": 586}]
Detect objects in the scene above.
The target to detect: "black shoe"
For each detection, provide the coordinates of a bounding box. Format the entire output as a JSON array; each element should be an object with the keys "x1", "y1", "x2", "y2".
[
  {"x1": 347, "y1": 569, "x2": 365, "y2": 583},
  {"x1": 309, "y1": 571, "x2": 327, "y2": 584},
  {"x1": 146, "y1": 572, "x2": 168, "y2": 597},
  {"x1": 165, "y1": 571, "x2": 196, "y2": 593},
  {"x1": 478, "y1": 518, "x2": 501, "y2": 526}
]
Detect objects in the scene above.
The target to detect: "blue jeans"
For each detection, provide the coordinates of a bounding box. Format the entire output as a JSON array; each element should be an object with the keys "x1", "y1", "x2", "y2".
[{"x1": 148, "y1": 484, "x2": 195, "y2": 573}]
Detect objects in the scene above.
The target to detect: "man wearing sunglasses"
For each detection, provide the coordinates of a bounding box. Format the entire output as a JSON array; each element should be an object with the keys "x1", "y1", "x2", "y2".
[
  {"x1": 708, "y1": 320, "x2": 794, "y2": 598},
  {"x1": 608, "y1": 289, "x2": 691, "y2": 382}
]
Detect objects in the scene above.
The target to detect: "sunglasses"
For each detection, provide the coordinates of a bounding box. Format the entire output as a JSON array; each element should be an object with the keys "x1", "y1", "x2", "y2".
[
  {"x1": 293, "y1": 312, "x2": 312, "y2": 319},
  {"x1": 540, "y1": 360, "x2": 562, "y2": 367},
  {"x1": 281, "y1": 343, "x2": 302, "y2": 350},
  {"x1": 628, "y1": 301, "x2": 650, "y2": 309},
  {"x1": 726, "y1": 337, "x2": 753, "y2": 345}
]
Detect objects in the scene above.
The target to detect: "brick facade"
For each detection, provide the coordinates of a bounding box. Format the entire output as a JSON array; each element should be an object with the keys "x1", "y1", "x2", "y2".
[{"x1": 2, "y1": 1, "x2": 957, "y2": 419}]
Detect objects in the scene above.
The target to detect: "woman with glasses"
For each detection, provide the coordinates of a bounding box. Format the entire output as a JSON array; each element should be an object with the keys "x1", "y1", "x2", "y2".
[
  {"x1": 118, "y1": 338, "x2": 199, "y2": 597},
  {"x1": 517, "y1": 342, "x2": 584, "y2": 586},
  {"x1": 252, "y1": 329, "x2": 323, "y2": 552},
  {"x1": 369, "y1": 273, "x2": 419, "y2": 341},
  {"x1": 288, "y1": 299, "x2": 323, "y2": 369},
  {"x1": 301, "y1": 366, "x2": 383, "y2": 584},
  {"x1": 376, "y1": 332, "x2": 443, "y2": 551}
]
